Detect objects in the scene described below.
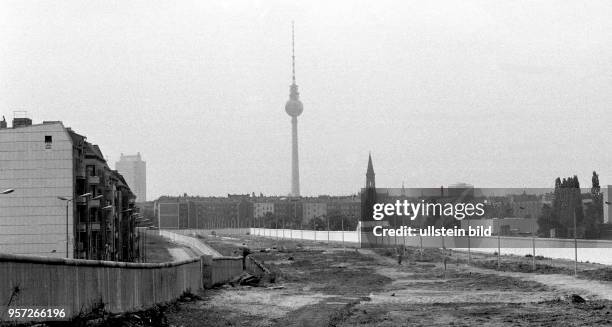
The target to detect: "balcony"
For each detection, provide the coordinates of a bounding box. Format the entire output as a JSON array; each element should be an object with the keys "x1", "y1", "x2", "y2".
[
  {"x1": 76, "y1": 197, "x2": 104, "y2": 207},
  {"x1": 77, "y1": 222, "x2": 101, "y2": 231},
  {"x1": 76, "y1": 167, "x2": 86, "y2": 179},
  {"x1": 88, "y1": 176, "x2": 100, "y2": 184}
]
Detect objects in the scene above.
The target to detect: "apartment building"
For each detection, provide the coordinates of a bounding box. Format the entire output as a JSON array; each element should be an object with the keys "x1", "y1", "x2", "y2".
[
  {"x1": 115, "y1": 153, "x2": 146, "y2": 202},
  {"x1": 0, "y1": 118, "x2": 137, "y2": 261}
]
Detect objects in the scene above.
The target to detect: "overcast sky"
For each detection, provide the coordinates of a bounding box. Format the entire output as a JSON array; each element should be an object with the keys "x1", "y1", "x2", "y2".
[{"x1": 1, "y1": 0, "x2": 611, "y2": 200}]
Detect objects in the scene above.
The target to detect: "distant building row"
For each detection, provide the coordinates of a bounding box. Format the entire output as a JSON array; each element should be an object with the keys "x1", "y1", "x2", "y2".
[
  {"x1": 152, "y1": 194, "x2": 361, "y2": 229},
  {"x1": 150, "y1": 188, "x2": 612, "y2": 231}
]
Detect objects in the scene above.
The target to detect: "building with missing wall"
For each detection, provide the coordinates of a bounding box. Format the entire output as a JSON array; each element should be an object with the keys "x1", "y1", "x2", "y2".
[{"x1": 0, "y1": 118, "x2": 138, "y2": 261}]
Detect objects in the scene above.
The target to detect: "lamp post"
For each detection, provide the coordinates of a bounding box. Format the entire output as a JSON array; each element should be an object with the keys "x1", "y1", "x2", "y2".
[
  {"x1": 574, "y1": 208, "x2": 577, "y2": 276},
  {"x1": 57, "y1": 196, "x2": 73, "y2": 258},
  {"x1": 58, "y1": 193, "x2": 98, "y2": 258},
  {"x1": 102, "y1": 205, "x2": 113, "y2": 260},
  {"x1": 135, "y1": 215, "x2": 147, "y2": 262},
  {"x1": 78, "y1": 192, "x2": 92, "y2": 259},
  {"x1": 467, "y1": 213, "x2": 471, "y2": 265},
  {"x1": 341, "y1": 214, "x2": 345, "y2": 251},
  {"x1": 519, "y1": 205, "x2": 537, "y2": 271},
  {"x1": 327, "y1": 214, "x2": 330, "y2": 245},
  {"x1": 569, "y1": 188, "x2": 579, "y2": 277},
  {"x1": 85, "y1": 194, "x2": 103, "y2": 259}
]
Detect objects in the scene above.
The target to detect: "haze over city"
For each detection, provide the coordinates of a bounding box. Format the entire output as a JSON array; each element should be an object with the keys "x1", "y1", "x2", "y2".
[{"x1": 1, "y1": 0, "x2": 611, "y2": 198}]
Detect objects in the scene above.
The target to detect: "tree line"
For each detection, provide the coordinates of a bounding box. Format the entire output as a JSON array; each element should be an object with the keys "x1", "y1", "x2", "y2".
[
  {"x1": 537, "y1": 171, "x2": 604, "y2": 238},
  {"x1": 257, "y1": 211, "x2": 359, "y2": 231}
]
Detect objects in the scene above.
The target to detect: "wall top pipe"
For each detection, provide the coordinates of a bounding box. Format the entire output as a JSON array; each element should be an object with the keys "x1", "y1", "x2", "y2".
[{"x1": 0, "y1": 253, "x2": 200, "y2": 268}]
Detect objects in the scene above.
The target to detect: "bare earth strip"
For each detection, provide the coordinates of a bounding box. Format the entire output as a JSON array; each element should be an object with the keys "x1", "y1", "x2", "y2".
[
  {"x1": 463, "y1": 265, "x2": 612, "y2": 301},
  {"x1": 163, "y1": 235, "x2": 612, "y2": 327},
  {"x1": 167, "y1": 247, "x2": 194, "y2": 261}
]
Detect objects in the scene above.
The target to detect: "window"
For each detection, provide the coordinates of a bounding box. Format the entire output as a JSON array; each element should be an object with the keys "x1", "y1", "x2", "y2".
[
  {"x1": 44, "y1": 135, "x2": 52, "y2": 149},
  {"x1": 86, "y1": 165, "x2": 96, "y2": 176}
]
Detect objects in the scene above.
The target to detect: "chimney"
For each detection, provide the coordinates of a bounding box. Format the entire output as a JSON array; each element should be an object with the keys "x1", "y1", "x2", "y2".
[
  {"x1": 12, "y1": 118, "x2": 32, "y2": 128},
  {"x1": 12, "y1": 111, "x2": 32, "y2": 128}
]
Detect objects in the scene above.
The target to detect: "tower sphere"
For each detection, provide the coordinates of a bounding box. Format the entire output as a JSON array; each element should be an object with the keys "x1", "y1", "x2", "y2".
[{"x1": 285, "y1": 99, "x2": 303, "y2": 117}]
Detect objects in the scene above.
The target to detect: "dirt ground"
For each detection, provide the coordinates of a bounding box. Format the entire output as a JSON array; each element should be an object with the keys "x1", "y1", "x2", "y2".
[
  {"x1": 160, "y1": 234, "x2": 612, "y2": 327},
  {"x1": 144, "y1": 231, "x2": 202, "y2": 262},
  {"x1": 447, "y1": 248, "x2": 612, "y2": 282},
  {"x1": 143, "y1": 231, "x2": 177, "y2": 263}
]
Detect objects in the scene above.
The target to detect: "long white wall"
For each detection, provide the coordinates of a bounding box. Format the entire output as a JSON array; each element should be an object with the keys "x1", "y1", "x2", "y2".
[
  {"x1": 0, "y1": 123, "x2": 74, "y2": 257},
  {"x1": 250, "y1": 228, "x2": 612, "y2": 265}
]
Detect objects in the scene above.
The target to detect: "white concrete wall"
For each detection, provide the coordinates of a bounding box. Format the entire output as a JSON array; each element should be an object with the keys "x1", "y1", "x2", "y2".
[
  {"x1": 0, "y1": 123, "x2": 74, "y2": 257},
  {"x1": 250, "y1": 228, "x2": 612, "y2": 265}
]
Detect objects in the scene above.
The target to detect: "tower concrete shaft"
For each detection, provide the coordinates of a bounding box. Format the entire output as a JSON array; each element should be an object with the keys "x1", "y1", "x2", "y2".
[{"x1": 291, "y1": 116, "x2": 300, "y2": 196}]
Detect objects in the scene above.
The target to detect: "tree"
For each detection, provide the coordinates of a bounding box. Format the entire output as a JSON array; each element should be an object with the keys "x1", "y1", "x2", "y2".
[
  {"x1": 325, "y1": 212, "x2": 358, "y2": 231},
  {"x1": 309, "y1": 217, "x2": 326, "y2": 230},
  {"x1": 537, "y1": 203, "x2": 560, "y2": 237},
  {"x1": 262, "y1": 212, "x2": 276, "y2": 228},
  {"x1": 550, "y1": 175, "x2": 584, "y2": 238},
  {"x1": 583, "y1": 171, "x2": 603, "y2": 238}
]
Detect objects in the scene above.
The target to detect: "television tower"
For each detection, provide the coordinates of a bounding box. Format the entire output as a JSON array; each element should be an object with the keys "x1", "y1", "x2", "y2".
[{"x1": 285, "y1": 21, "x2": 303, "y2": 197}]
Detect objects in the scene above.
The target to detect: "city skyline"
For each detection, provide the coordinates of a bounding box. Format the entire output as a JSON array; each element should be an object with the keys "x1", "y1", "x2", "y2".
[{"x1": 1, "y1": 1, "x2": 611, "y2": 198}]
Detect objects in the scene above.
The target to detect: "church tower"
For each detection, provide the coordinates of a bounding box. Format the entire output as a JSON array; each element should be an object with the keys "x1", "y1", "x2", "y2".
[
  {"x1": 366, "y1": 152, "x2": 375, "y2": 189},
  {"x1": 361, "y1": 152, "x2": 378, "y2": 247}
]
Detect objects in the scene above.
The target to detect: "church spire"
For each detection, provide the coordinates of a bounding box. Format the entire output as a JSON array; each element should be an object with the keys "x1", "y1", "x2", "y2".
[{"x1": 366, "y1": 152, "x2": 375, "y2": 189}]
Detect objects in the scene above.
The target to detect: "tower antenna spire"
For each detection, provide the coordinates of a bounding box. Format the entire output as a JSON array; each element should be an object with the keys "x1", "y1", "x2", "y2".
[{"x1": 291, "y1": 20, "x2": 296, "y2": 84}]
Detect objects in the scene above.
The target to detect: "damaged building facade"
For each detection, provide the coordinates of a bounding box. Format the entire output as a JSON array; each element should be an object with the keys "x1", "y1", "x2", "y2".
[{"x1": 0, "y1": 117, "x2": 138, "y2": 261}]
